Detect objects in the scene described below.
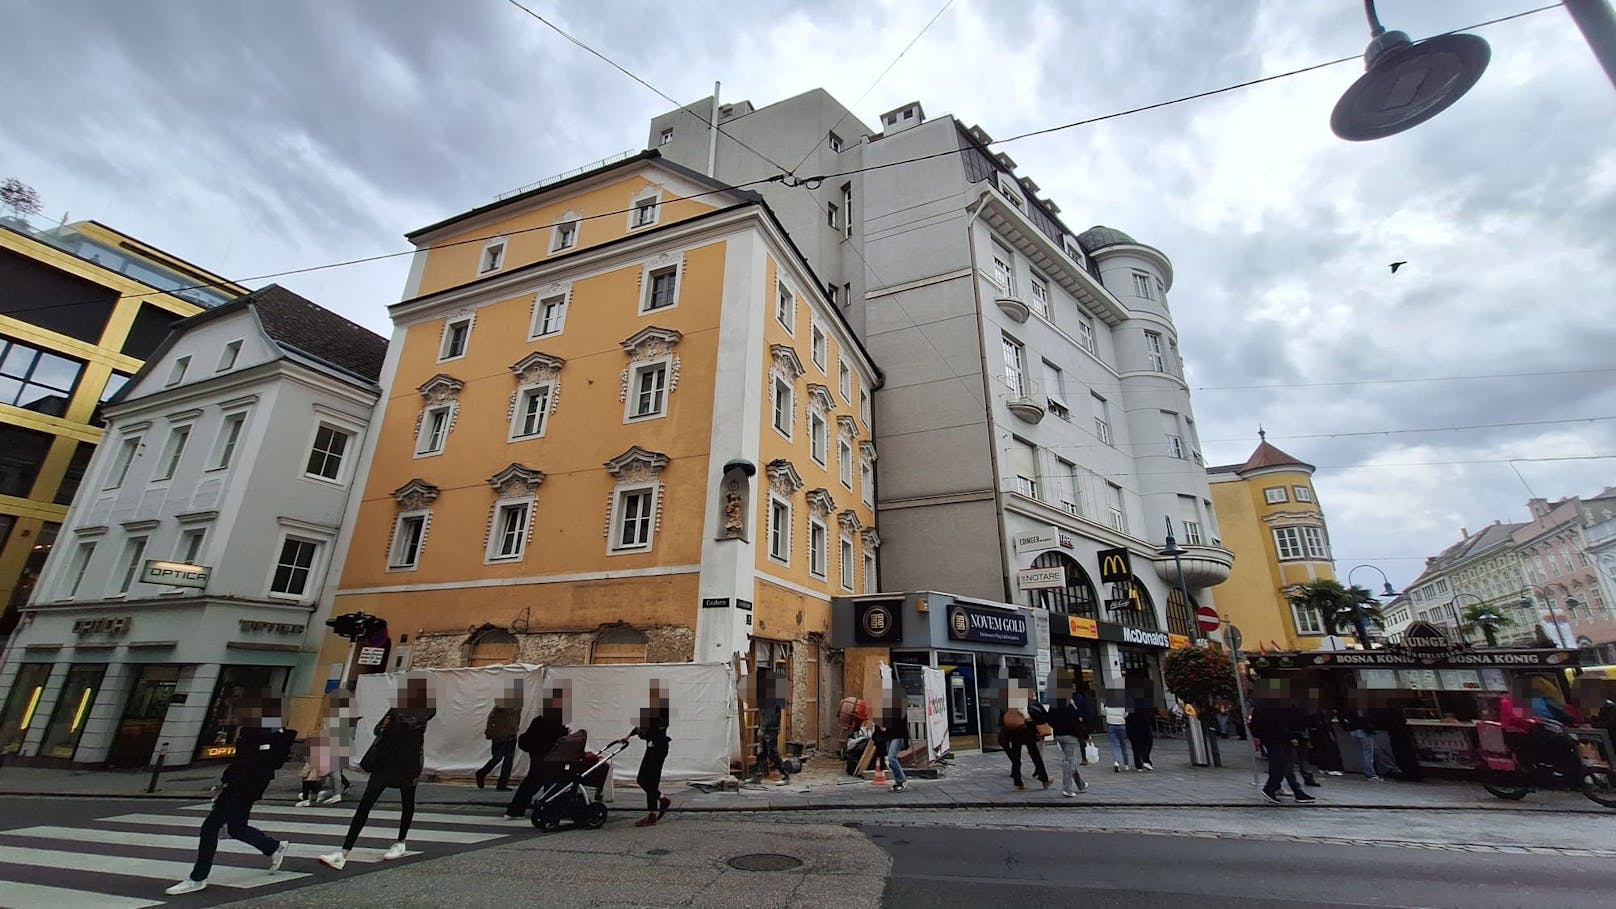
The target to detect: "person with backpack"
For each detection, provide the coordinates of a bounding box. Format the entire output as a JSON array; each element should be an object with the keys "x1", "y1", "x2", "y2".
[
  {"x1": 504, "y1": 685, "x2": 571, "y2": 820},
  {"x1": 165, "y1": 696, "x2": 295, "y2": 896},
  {"x1": 320, "y1": 676, "x2": 437, "y2": 870},
  {"x1": 475, "y1": 687, "x2": 522, "y2": 791},
  {"x1": 1048, "y1": 690, "x2": 1089, "y2": 796}
]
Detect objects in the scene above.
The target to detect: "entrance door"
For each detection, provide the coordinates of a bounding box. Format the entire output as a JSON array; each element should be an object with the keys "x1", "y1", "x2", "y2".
[
  {"x1": 109, "y1": 665, "x2": 179, "y2": 767},
  {"x1": 938, "y1": 652, "x2": 979, "y2": 751}
]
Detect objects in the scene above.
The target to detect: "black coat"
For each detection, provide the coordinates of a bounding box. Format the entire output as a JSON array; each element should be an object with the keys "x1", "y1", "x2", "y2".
[
  {"x1": 221, "y1": 726, "x2": 295, "y2": 801},
  {"x1": 1124, "y1": 708, "x2": 1154, "y2": 740},
  {"x1": 368, "y1": 707, "x2": 435, "y2": 786},
  {"x1": 1248, "y1": 704, "x2": 1301, "y2": 747},
  {"x1": 632, "y1": 708, "x2": 671, "y2": 756},
  {"x1": 518, "y1": 714, "x2": 569, "y2": 763},
  {"x1": 1048, "y1": 701, "x2": 1086, "y2": 738}
]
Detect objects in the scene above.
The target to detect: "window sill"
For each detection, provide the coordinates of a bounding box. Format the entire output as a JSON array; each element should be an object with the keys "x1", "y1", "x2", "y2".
[
  {"x1": 624, "y1": 411, "x2": 668, "y2": 425},
  {"x1": 266, "y1": 592, "x2": 307, "y2": 603},
  {"x1": 508, "y1": 432, "x2": 546, "y2": 443},
  {"x1": 639, "y1": 302, "x2": 680, "y2": 316},
  {"x1": 385, "y1": 564, "x2": 418, "y2": 573},
  {"x1": 203, "y1": 465, "x2": 231, "y2": 474},
  {"x1": 809, "y1": 572, "x2": 829, "y2": 582},
  {"x1": 436, "y1": 353, "x2": 468, "y2": 365},
  {"x1": 608, "y1": 545, "x2": 653, "y2": 556},
  {"x1": 412, "y1": 450, "x2": 446, "y2": 460},
  {"x1": 771, "y1": 426, "x2": 793, "y2": 443},
  {"x1": 301, "y1": 473, "x2": 345, "y2": 486},
  {"x1": 485, "y1": 555, "x2": 524, "y2": 565},
  {"x1": 527, "y1": 330, "x2": 564, "y2": 342},
  {"x1": 768, "y1": 555, "x2": 791, "y2": 567}
]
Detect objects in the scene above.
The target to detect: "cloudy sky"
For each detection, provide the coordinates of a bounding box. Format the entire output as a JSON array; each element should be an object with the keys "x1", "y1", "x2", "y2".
[{"x1": 6, "y1": 0, "x2": 1613, "y2": 589}]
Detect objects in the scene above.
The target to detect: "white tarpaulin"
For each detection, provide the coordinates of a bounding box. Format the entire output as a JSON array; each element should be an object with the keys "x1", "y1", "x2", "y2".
[{"x1": 352, "y1": 662, "x2": 736, "y2": 782}]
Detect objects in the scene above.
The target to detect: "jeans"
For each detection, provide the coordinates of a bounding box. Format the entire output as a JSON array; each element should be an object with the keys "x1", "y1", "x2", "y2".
[
  {"x1": 1107, "y1": 724, "x2": 1130, "y2": 766},
  {"x1": 1264, "y1": 742, "x2": 1303, "y2": 796},
  {"x1": 343, "y1": 775, "x2": 416, "y2": 851},
  {"x1": 886, "y1": 739, "x2": 907, "y2": 786},
  {"x1": 191, "y1": 789, "x2": 279, "y2": 881},
  {"x1": 478, "y1": 739, "x2": 517, "y2": 789},
  {"x1": 1055, "y1": 735, "x2": 1086, "y2": 793},
  {"x1": 1007, "y1": 738, "x2": 1048, "y2": 786},
  {"x1": 1350, "y1": 729, "x2": 1380, "y2": 778}
]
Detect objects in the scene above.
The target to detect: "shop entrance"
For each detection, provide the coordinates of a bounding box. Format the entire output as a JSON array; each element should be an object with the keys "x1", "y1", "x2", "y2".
[
  {"x1": 936, "y1": 651, "x2": 979, "y2": 750},
  {"x1": 108, "y1": 665, "x2": 179, "y2": 767}
]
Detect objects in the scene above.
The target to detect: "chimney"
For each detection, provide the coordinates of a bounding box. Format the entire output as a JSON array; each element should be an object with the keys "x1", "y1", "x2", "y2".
[
  {"x1": 1461, "y1": 527, "x2": 1469, "y2": 539},
  {"x1": 1528, "y1": 497, "x2": 1550, "y2": 518}
]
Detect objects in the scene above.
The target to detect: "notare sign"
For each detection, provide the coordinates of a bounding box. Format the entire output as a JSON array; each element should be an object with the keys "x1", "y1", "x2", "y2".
[{"x1": 947, "y1": 604, "x2": 1028, "y2": 646}]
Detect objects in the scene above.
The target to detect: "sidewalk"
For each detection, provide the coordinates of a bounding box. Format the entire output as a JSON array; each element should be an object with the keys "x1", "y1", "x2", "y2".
[{"x1": 2, "y1": 738, "x2": 1607, "y2": 814}]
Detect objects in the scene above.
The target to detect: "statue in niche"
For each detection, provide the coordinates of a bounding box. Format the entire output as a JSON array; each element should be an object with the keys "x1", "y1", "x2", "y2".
[{"x1": 722, "y1": 480, "x2": 745, "y2": 539}]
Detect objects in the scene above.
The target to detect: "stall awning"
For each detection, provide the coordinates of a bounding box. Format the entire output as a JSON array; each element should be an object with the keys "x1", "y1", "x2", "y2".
[{"x1": 1249, "y1": 648, "x2": 1580, "y2": 674}]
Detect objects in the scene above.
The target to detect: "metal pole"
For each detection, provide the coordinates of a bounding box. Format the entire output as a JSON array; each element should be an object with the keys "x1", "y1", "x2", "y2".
[
  {"x1": 146, "y1": 743, "x2": 167, "y2": 794},
  {"x1": 1566, "y1": 0, "x2": 1616, "y2": 90},
  {"x1": 1228, "y1": 643, "x2": 1259, "y2": 788},
  {"x1": 706, "y1": 82, "x2": 721, "y2": 177}
]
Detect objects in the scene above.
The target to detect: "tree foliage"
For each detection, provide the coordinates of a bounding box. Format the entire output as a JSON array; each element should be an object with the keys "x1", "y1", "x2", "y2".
[
  {"x1": 1291, "y1": 579, "x2": 1384, "y2": 648},
  {"x1": 1, "y1": 178, "x2": 42, "y2": 219},
  {"x1": 1162, "y1": 646, "x2": 1238, "y2": 713},
  {"x1": 1461, "y1": 602, "x2": 1516, "y2": 647}
]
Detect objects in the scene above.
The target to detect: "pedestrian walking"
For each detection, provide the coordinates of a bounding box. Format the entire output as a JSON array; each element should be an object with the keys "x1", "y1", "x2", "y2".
[
  {"x1": 319, "y1": 676, "x2": 436, "y2": 870},
  {"x1": 1103, "y1": 693, "x2": 1130, "y2": 772},
  {"x1": 320, "y1": 687, "x2": 356, "y2": 804},
  {"x1": 1049, "y1": 691, "x2": 1089, "y2": 796},
  {"x1": 614, "y1": 680, "x2": 674, "y2": 826},
  {"x1": 873, "y1": 674, "x2": 908, "y2": 793},
  {"x1": 475, "y1": 686, "x2": 521, "y2": 791},
  {"x1": 164, "y1": 695, "x2": 295, "y2": 896},
  {"x1": 1338, "y1": 701, "x2": 1384, "y2": 780},
  {"x1": 1249, "y1": 682, "x2": 1315, "y2": 804},
  {"x1": 999, "y1": 691, "x2": 1050, "y2": 790},
  {"x1": 505, "y1": 685, "x2": 571, "y2": 820},
  {"x1": 297, "y1": 731, "x2": 331, "y2": 807},
  {"x1": 1125, "y1": 699, "x2": 1155, "y2": 771},
  {"x1": 753, "y1": 669, "x2": 789, "y2": 784},
  {"x1": 1072, "y1": 686, "x2": 1093, "y2": 763}
]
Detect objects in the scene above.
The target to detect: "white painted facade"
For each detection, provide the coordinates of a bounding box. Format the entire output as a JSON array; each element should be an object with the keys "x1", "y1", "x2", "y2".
[{"x1": 0, "y1": 300, "x2": 381, "y2": 767}]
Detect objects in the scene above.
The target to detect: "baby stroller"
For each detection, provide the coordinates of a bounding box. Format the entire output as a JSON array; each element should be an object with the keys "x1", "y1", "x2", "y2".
[{"x1": 530, "y1": 734, "x2": 629, "y2": 831}]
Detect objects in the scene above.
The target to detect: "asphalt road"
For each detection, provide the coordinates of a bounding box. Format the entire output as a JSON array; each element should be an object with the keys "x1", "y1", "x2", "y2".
[{"x1": 869, "y1": 825, "x2": 1616, "y2": 909}]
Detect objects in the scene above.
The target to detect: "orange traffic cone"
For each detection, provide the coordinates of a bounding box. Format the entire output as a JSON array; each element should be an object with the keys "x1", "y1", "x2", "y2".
[{"x1": 871, "y1": 763, "x2": 888, "y2": 786}]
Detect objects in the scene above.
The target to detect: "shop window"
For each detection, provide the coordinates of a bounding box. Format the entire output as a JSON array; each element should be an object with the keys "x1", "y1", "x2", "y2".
[
  {"x1": 593, "y1": 627, "x2": 648, "y2": 664},
  {"x1": 196, "y1": 666, "x2": 278, "y2": 761},
  {"x1": 1166, "y1": 586, "x2": 1198, "y2": 638},
  {"x1": 39, "y1": 664, "x2": 107, "y2": 759},
  {"x1": 469, "y1": 628, "x2": 518, "y2": 667},
  {"x1": 1032, "y1": 552, "x2": 1098, "y2": 620},
  {"x1": 1105, "y1": 575, "x2": 1158, "y2": 630},
  {"x1": 0, "y1": 663, "x2": 52, "y2": 754}
]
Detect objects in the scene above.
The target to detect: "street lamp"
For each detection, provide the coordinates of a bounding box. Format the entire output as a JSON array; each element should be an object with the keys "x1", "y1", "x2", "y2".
[
  {"x1": 1160, "y1": 516, "x2": 1200, "y2": 643},
  {"x1": 1520, "y1": 584, "x2": 1575, "y2": 649},
  {"x1": 1347, "y1": 564, "x2": 1398, "y2": 600},
  {"x1": 1447, "y1": 592, "x2": 1489, "y2": 646},
  {"x1": 1331, "y1": 0, "x2": 1492, "y2": 141}
]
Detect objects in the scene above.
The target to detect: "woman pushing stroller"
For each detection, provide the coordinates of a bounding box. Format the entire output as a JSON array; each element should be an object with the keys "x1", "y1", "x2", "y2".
[{"x1": 612, "y1": 680, "x2": 672, "y2": 827}]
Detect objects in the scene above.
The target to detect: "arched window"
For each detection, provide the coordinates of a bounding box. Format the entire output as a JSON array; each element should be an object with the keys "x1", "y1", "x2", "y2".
[
  {"x1": 1032, "y1": 552, "x2": 1097, "y2": 619},
  {"x1": 1166, "y1": 586, "x2": 1198, "y2": 638},
  {"x1": 1105, "y1": 576, "x2": 1158, "y2": 630},
  {"x1": 468, "y1": 627, "x2": 517, "y2": 667},
  {"x1": 592, "y1": 627, "x2": 648, "y2": 664}
]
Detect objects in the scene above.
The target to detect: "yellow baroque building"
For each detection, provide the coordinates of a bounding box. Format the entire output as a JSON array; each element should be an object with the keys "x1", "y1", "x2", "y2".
[
  {"x1": 1207, "y1": 433, "x2": 1336, "y2": 650},
  {"x1": 322, "y1": 151, "x2": 879, "y2": 749}
]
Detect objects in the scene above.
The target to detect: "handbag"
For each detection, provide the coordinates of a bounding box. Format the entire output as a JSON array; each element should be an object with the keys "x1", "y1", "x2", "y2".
[
  {"x1": 1035, "y1": 723, "x2": 1054, "y2": 739},
  {"x1": 1083, "y1": 742, "x2": 1100, "y2": 763}
]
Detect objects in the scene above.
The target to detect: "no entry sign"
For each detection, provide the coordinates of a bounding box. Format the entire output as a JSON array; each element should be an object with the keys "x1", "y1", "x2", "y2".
[{"x1": 1195, "y1": 606, "x2": 1221, "y2": 633}]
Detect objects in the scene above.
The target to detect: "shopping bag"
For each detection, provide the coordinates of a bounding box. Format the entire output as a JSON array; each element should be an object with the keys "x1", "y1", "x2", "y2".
[{"x1": 1083, "y1": 743, "x2": 1099, "y2": 763}]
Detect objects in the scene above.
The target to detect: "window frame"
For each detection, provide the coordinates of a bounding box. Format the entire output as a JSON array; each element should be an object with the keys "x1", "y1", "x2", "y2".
[
  {"x1": 1092, "y1": 393, "x2": 1112, "y2": 446},
  {"x1": 839, "y1": 438, "x2": 854, "y2": 489},
  {"x1": 1273, "y1": 526, "x2": 1304, "y2": 560},
  {"x1": 1077, "y1": 314, "x2": 1097, "y2": 354},
  {"x1": 510, "y1": 382, "x2": 554, "y2": 440},
  {"x1": 840, "y1": 534, "x2": 855, "y2": 590},
  {"x1": 826, "y1": 202, "x2": 840, "y2": 230},
  {"x1": 609, "y1": 484, "x2": 658, "y2": 553},
  {"x1": 415, "y1": 403, "x2": 453, "y2": 457},
  {"x1": 860, "y1": 458, "x2": 874, "y2": 506},
  {"x1": 1293, "y1": 485, "x2": 1314, "y2": 503},
  {"x1": 217, "y1": 339, "x2": 243, "y2": 372},
  {"x1": 152, "y1": 423, "x2": 193, "y2": 481},
  {"x1": 1291, "y1": 599, "x2": 1325, "y2": 636},
  {"x1": 808, "y1": 515, "x2": 829, "y2": 580},
  {"x1": 550, "y1": 219, "x2": 579, "y2": 253},
  {"x1": 478, "y1": 237, "x2": 508, "y2": 274},
  {"x1": 659, "y1": 127, "x2": 673, "y2": 146},
  {"x1": 1144, "y1": 331, "x2": 1166, "y2": 372},
  {"x1": 859, "y1": 389, "x2": 871, "y2": 428},
  {"x1": 439, "y1": 316, "x2": 472, "y2": 362},
  {"x1": 388, "y1": 511, "x2": 428, "y2": 571},
  {"x1": 175, "y1": 525, "x2": 206, "y2": 565},
  {"x1": 772, "y1": 377, "x2": 794, "y2": 439},
  {"x1": 208, "y1": 411, "x2": 248, "y2": 471},
  {"x1": 114, "y1": 535, "x2": 148, "y2": 596},
  {"x1": 629, "y1": 191, "x2": 662, "y2": 230},
  {"x1": 828, "y1": 132, "x2": 843, "y2": 153},
  {"x1": 809, "y1": 410, "x2": 828, "y2": 467},
  {"x1": 811, "y1": 321, "x2": 827, "y2": 370},
  {"x1": 841, "y1": 183, "x2": 853, "y2": 238},
  {"x1": 305, "y1": 422, "x2": 354, "y2": 483},
  {"x1": 776, "y1": 281, "x2": 796, "y2": 334},
  {"x1": 1184, "y1": 521, "x2": 1204, "y2": 546},
  {"x1": 1028, "y1": 273, "x2": 1050, "y2": 318},
  {"x1": 485, "y1": 498, "x2": 533, "y2": 563},
  {"x1": 624, "y1": 359, "x2": 671, "y2": 423},
  {"x1": 1301, "y1": 525, "x2": 1330, "y2": 560},
  {"x1": 1001, "y1": 334, "x2": 1026, "y2": 397},
  {"x1": 166, "y1": 356, "x2": 191, "y2": 387},
  {"x1": 1107, "y1": 483, "x2": 1127, "y2": 533},
  {"x1": 64, "y1": 539, "x2": 98, "y2": 600},
  {"x1": 838, "y1": 360, "x2": 852, "y2": 402},
  {"x1": 104, "y1": 433, "x2": 142, "y2": 489},
  {"x1": 863, "y1": 551, "x2": 877, "y2": 594},
  {"x1": 530, "y1": 290, "x2": 568, "y2": 339},
  {"x1": 268, "y1": 535, "x2": 321, "y2": 600},
  {"x1": 1264, "y1": 486, "x2": 1289, "y2": 505},
  {"x1": 641, "y1": 264, "x2": 680, "y2": 313},
  {"x1": 991, "y1": 242, "x2": 1016, "y2": 294},
  {"x1": 1132, "y1": 271, "x2": 1153, "y2": 299},
  {"x1": 768, "y1": 495, "x2": 792, "y2": 565}
]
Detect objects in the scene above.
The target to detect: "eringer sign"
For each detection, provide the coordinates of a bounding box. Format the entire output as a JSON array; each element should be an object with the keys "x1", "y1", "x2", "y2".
[{"x1": 142, "y1": 560, "x2": 210, "y2": 589}]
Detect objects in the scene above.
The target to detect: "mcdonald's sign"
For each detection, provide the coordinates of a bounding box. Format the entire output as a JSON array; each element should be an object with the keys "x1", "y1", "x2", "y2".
[{"x1": 1097, "y1": 547, "x2": 1132, "y2": 585}]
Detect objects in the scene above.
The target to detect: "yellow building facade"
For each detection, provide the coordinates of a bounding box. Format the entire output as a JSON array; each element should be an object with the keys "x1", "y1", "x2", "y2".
[
  {"x1": 1207, "y1": 435, "x2": 1336, "y2": 650},
  {"x1": 324, "y1": 152, "x2": 879, "y2": 749},
  {"x1": 0, "y1": 219, "x2": 241, "y2": 633}
]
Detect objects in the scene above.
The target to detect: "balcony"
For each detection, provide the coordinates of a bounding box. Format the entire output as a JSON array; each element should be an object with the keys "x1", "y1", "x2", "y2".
[
  {"x1": 1003, "y1": 376, "x2": 1045, "y2": 424},
  {"x1": 995, "y1": 295, "x2": 1031, "y2": 323},
  {"x1": 1151, "y1": 544, "x2": 1235, "y2": 588}
]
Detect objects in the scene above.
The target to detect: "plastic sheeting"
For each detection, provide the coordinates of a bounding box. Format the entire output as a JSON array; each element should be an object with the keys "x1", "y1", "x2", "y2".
[{"x1": 352, "y1": 662, "x2": 737, "y2": 782}]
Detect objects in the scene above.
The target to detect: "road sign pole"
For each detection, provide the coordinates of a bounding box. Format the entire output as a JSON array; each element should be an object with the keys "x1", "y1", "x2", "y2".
[{"x1": 1225, "y1": 620, "x2": 1260, "y2": 788}]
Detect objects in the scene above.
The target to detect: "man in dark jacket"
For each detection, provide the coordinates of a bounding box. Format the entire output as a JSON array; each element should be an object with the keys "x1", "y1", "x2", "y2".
[
  {"x1": 1049, "y1": 693, "x2": 1089, "y2": 795},
  {"x1": 753, "y1": 670, "x2": 789, "y2": 784},
  {"x1": 166, "y1": 697, "x2": 295, "y2": 895},
  {"x1": 1249, "y1": 685, "x2": 1315, "y2": 804},
  {"x1": 476, "y1": 689, "x2": 522, "y2": 791},
  {"x1": 505, "y1": 688, "x2": 570, "y2": 819}
]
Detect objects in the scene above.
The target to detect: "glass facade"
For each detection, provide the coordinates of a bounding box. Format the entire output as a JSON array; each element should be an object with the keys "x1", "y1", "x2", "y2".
[{"x1": 38, "y1": 664, "x2": 106, "y2": 759}]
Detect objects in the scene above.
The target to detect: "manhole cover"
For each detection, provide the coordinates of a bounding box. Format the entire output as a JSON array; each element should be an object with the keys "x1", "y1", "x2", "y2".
[{"x1": 727, "y1": 853, "x2": 804, "y2": 872}]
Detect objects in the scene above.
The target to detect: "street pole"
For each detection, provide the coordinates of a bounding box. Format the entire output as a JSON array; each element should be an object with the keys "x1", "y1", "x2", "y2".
[
  {"x1": 1224, "y1": 624, "x2": 1260, "y2": 788},
  {"x1": 1566, "y1": 0, "x2": 1616, "y2": 90}
]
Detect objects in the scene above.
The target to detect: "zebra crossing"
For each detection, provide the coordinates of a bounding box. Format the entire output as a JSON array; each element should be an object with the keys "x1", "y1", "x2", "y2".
[{"x1": 0, "y1": 801, "x2": 518, "y2": 908}]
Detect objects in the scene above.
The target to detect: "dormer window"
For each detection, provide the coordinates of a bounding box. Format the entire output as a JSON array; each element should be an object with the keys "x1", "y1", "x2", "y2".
[
  {"x1": 478, "y1": 238, "x2": 507, "y2": 275},
  {"x1": 551, "y1": 219, "x2": 579, "y2": 252}
]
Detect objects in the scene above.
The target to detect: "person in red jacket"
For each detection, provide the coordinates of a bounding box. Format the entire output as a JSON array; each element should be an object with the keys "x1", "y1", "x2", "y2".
[{"x1": 165, "y1": 695, "x2": 296, "y2": 896}]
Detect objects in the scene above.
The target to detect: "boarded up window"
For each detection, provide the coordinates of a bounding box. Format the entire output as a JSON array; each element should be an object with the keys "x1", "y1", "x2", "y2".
[
  {"x1": 592, "y1": 627, "x2": 648, "y2": 664},
  {"x1": 468, "y1": 628, "x2": 517, "y2": 667}
]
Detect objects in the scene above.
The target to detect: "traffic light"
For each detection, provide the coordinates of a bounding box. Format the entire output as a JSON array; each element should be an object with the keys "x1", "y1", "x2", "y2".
[{"x1": 326, "y1": 612, "x2": 386, "y2": 641}]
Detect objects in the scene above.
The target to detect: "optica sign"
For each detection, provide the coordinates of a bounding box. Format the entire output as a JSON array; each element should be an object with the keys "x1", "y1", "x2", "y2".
[{"x1": 142, "y1": 560, "x2": 210, "y2": 589}]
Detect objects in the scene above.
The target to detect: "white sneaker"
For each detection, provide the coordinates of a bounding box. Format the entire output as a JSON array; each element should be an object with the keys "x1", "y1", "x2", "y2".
[
  {"x1": 1062, "y1": 791, "x2": 1076, "y2": 797},
  {"x1": 318, "y1": 851, "x2": 347, "y2": 871},
  {"x1": 295, "y1": 799, "x2": 312, "y2": 808},
  {"x1": 320, "y1": 793, "x2": 342, "y2": 805},
  {"x1": 165, "y1": 879, "x2": 207, "y2": 896},
  {"x1": 383, "y1": 842, "x2": 408, "y2": 861},
  {"x1": 269, "y1": 841, "x2": 289, "y2": 872},
  {"x1": 1143, "y1": 763, "x2": 1155, "y2": 772}
]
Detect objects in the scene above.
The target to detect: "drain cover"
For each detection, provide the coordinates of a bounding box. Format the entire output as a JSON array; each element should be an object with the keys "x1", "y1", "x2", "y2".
[
  {"x1": 645, "y1": 849, "x2": 671, "y2": 856},
  {"x1": 727, "y1": 853, "x2": 804, "y2": 871}
]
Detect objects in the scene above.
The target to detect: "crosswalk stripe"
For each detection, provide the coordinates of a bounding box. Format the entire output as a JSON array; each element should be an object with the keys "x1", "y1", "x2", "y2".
[
  {"x1": 0, "y1": 880, "x2": 163, "y2": 909},
  {"x1": 102, "y1": 814, "x2": 504, "y2": 844},
  {"x1": 0, "y1": 826, "x2": 406, "y2": 863},
  {"x1": 0, "y1": 844, "x2": 307, "y2": 889},
  {"x1": 180, "y1": 803, "x2": 522, "y2": 829}
]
